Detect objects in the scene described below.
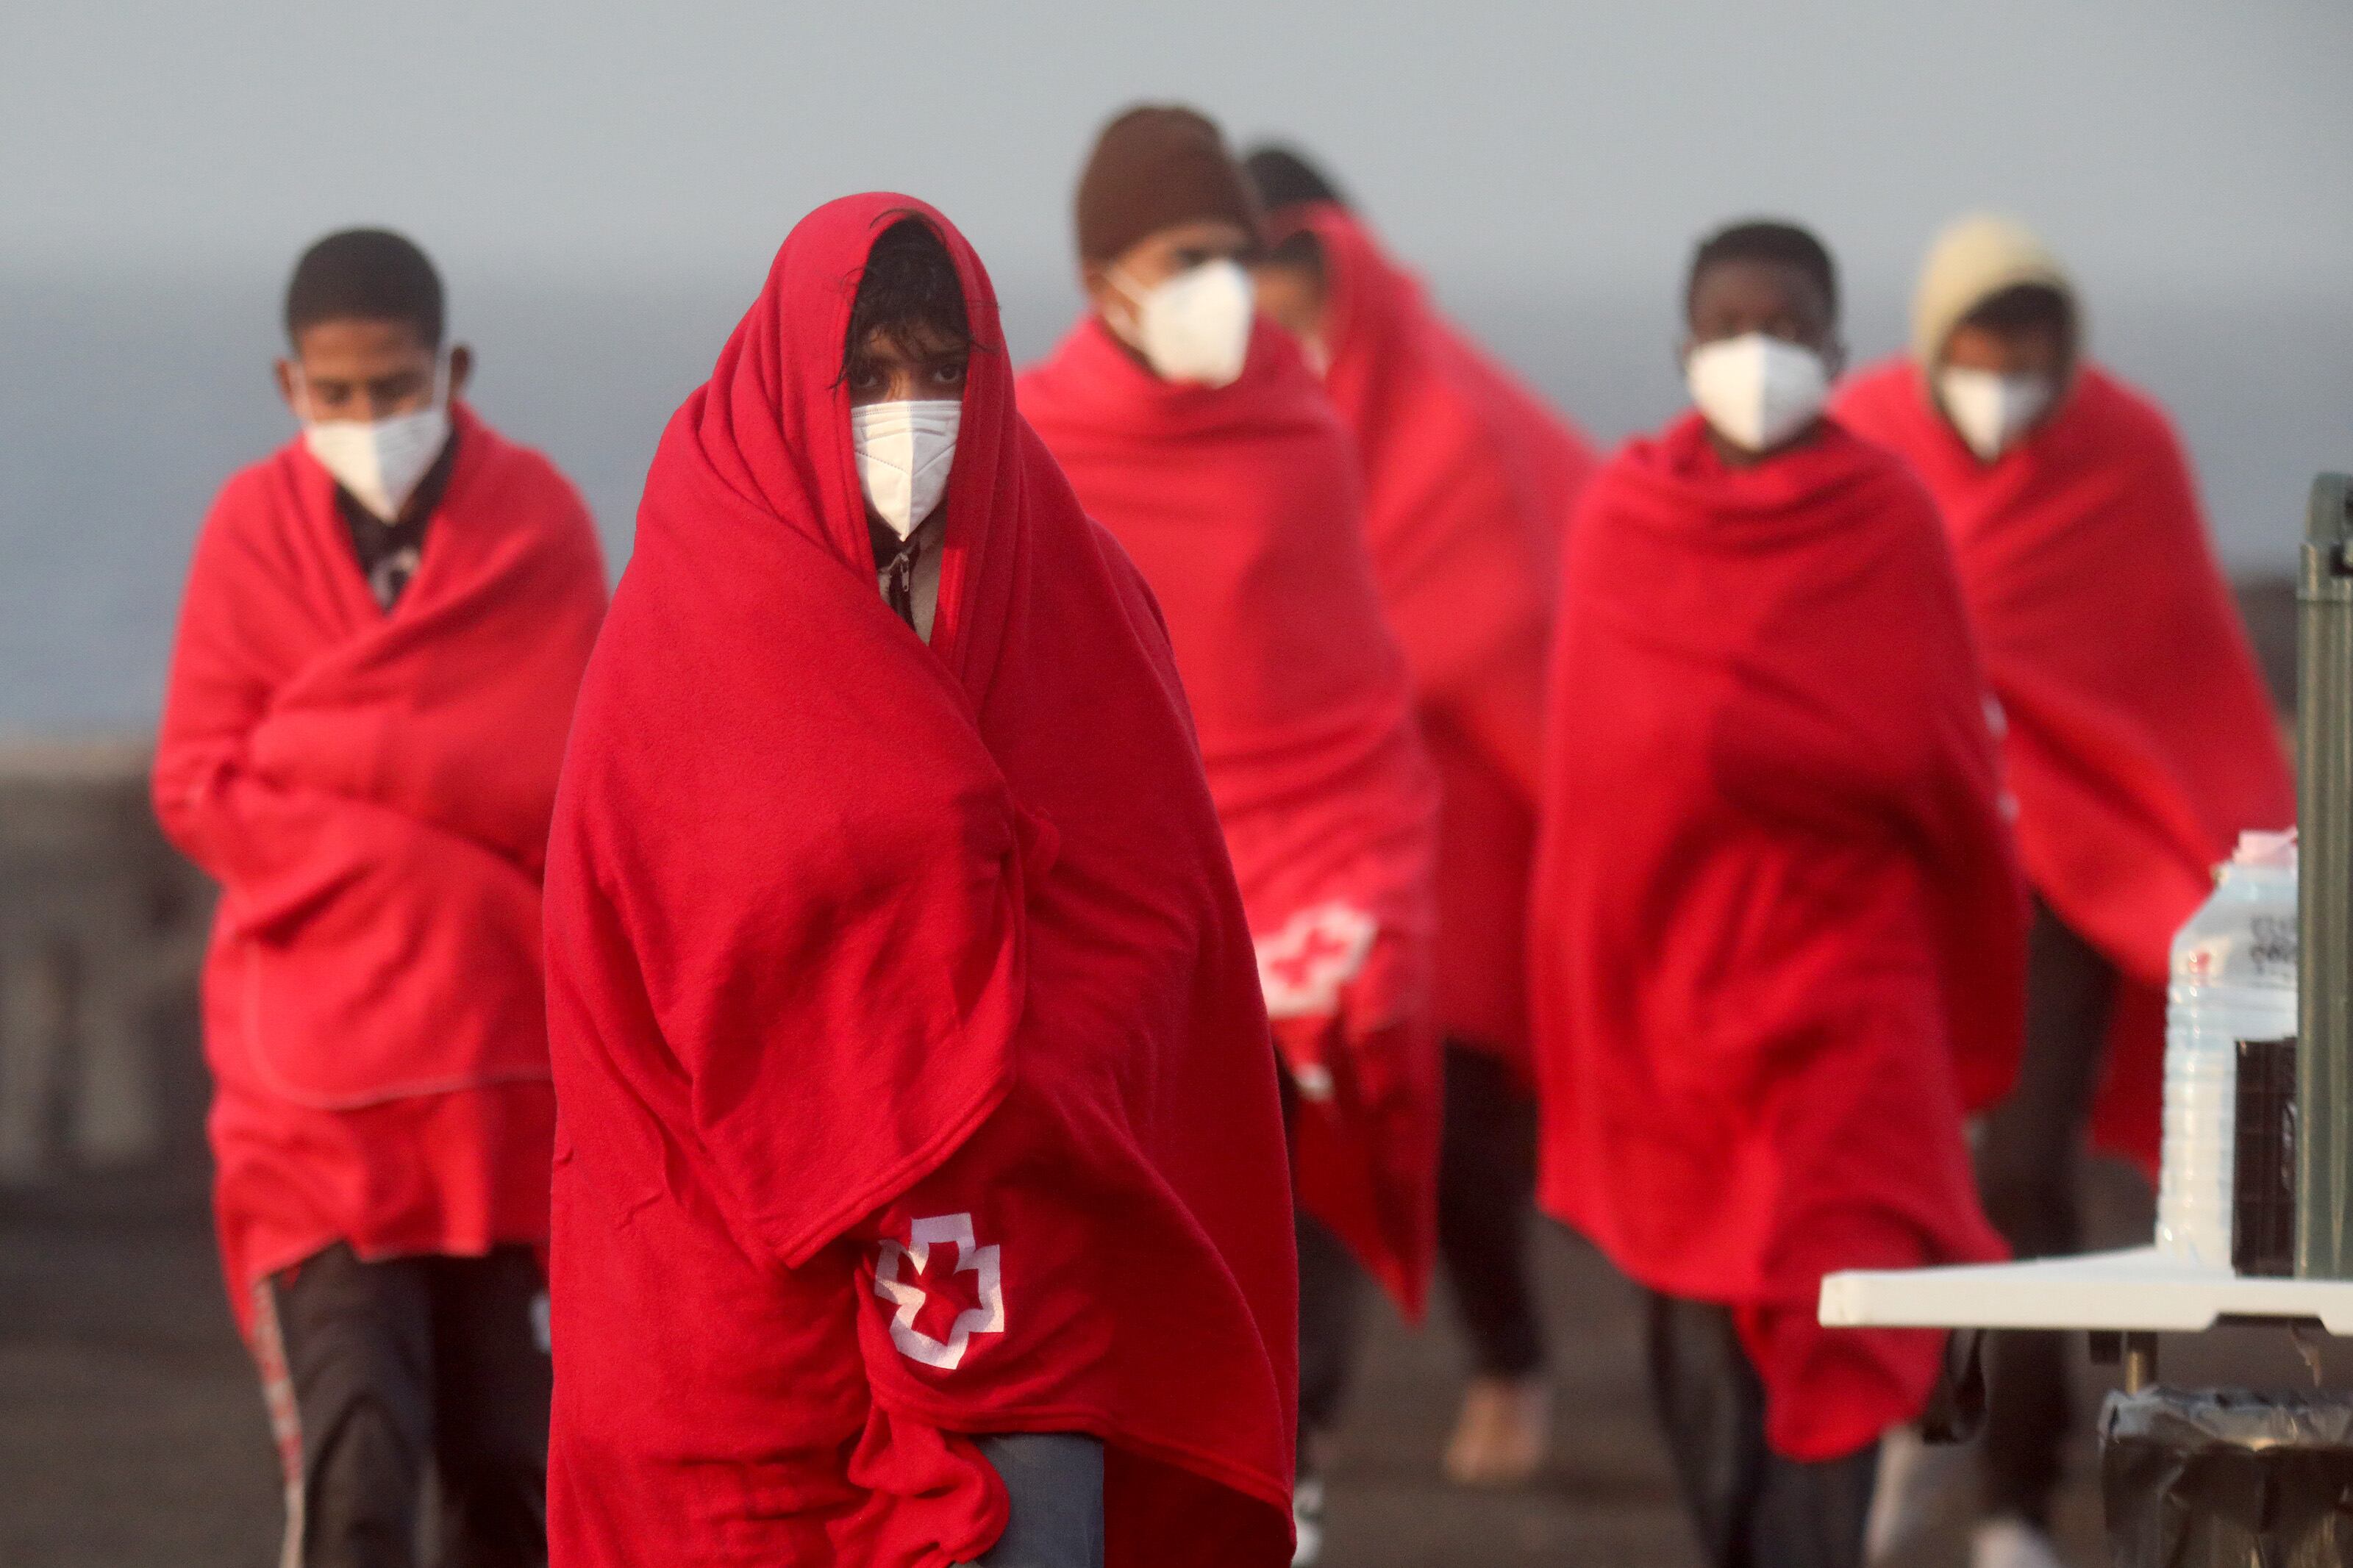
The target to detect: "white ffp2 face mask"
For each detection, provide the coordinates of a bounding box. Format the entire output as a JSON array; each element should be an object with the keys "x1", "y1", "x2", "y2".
[
  {"x1": 1938, "y1": 367, "x2": 2054, "y2": 462},
  {"x1": 1685, "y1": 333, "x2": 1829, "y2": 454},
  {"x1": 851, "y1": 398, "x2": 961, "y2": 540},
  {"x1": 1113, "y1": 259, "x2": 1254, "y2": 387},
  {"x1": 295, "y1": 364, "x2": 451, "y2": 523}
]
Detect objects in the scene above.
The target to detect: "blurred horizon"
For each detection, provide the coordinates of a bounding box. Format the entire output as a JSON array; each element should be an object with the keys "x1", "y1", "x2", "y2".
[{"x1": 4, "y1": 0, "x2": 2349, "y2": 731}]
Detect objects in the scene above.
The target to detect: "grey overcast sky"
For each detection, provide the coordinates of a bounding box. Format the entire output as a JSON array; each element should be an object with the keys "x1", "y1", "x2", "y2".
[
  {"x1": 5, "y1": 0, "x2": 2349, "y2": 296},
  {"x1": 3, "y1": 0, "x2": 2349, "y2": 730}
]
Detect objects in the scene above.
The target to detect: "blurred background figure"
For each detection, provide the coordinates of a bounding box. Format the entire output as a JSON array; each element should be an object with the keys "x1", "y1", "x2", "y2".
[
  {"x1": 1018, "y1": 105, "x2": 1441, "y2": 1567},
  {"x1": 149, "y1": 230, "x2": 607, "y2": 1567},
  {"x1": 1529, "y1": 220, "x2": 2027, "y2": 1568},
  {"x1": 1243, "y1": 142, "x2": 1596, "y2": 1492},
  {"x1": 1833, "y1": 216, "x2": 2296, "y2": 1568}
]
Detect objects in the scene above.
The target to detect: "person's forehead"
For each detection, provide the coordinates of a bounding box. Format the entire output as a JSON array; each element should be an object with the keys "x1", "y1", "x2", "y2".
[
  {"x1": 857, "y1": 321, "x2": 967, "y2": 360},
  {"x1": 1134, "y1": 216, "x2": 1255, "y2": 254},
  {"x1": 292, "y1": 316, "x2": 435, "y2": 366},
  {"x1": 1954, "y1": 312, "x2": 2065, "y2": 347},
  {"x1": 1693, "y1": 256, "x2": 1827, "y2": 312}
]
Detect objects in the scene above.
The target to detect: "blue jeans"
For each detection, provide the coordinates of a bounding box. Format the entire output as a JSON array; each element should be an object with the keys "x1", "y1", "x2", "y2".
[{"x1": 961, "y1": 1433, "x2": 1104, "y2": 1568}]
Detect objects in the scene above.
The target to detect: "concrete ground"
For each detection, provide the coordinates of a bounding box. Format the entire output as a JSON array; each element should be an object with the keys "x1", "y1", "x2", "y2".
[{"x1": 21, "y1": 1161, "x2": 2318, "y2": 1568}]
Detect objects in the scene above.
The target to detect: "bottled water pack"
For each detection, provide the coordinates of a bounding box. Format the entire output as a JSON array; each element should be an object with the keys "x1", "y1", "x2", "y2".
[{"x1": 2157, "y1": 830, "x2": 2297, "y2": 1270}]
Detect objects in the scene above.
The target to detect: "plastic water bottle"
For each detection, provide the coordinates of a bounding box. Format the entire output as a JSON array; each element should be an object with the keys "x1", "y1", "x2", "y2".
[{"x1": 2156, "y1": 830, "x2": 2298, "y2": 1270}]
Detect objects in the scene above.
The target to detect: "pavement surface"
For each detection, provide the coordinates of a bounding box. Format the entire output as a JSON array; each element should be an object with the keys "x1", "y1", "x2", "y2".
[{"x1": 5, "y1": 1162, "x2": 2343, "y2": 1568}]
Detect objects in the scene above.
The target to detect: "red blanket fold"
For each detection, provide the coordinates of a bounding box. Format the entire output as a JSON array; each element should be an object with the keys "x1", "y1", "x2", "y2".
[
  {"x1": 1018, "y1": 315, "x2": 1440, "y2": 1316},
  {"x1": 153, "y1": 404, "x2": 607, "y2": 1329},
  {"x1": 1835, "y1": 361, "x2": 2294, "y2": 1169},
  {"x1": 543, "y1": 196, "x2": 1296, "y2": 1567},
  {"x1": 1532, "y1": 413, "x2": 2024, "y2": 1459},
  {"x1": 1279, "y1": 203, "x2": 1597, "y2": 1066}
]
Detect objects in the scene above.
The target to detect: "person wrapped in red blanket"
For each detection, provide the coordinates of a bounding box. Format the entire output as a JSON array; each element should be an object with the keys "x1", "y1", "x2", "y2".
[
  {"x1": 1242, "y1": 142, "x2": 1599, "y2": 1490},
  {"x1": 1530, "y1": 220, "x2": 2023, "y2": 1568},
  {"x1": 1015, "y1": 108, "x2": 1439, "y2": 1560},
  {"x1": 1833, "y1": 214, "x2": 2294, "y2": 1562},
  {"x1": 153, "y1": 229, "x2": 607, "y2": 1567},
  {"x1": 540, "y1": 196, "x2": 1297, "y2": 1568}
]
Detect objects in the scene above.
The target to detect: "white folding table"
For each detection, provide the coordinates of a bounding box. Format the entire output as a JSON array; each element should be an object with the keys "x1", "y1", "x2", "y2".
[{"x1": 1819, "y1": 1247, "x2": 2353, "y2": 1389}]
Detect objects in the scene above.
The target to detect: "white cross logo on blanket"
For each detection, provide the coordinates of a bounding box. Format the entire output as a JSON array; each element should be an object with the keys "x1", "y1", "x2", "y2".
[
  {"x1": 1254, "y1": 903, "x2": 1378, "y2": 1022},
  {"x1": 873, "y1": 1213, "x2": 1004, "y2": 1370}
]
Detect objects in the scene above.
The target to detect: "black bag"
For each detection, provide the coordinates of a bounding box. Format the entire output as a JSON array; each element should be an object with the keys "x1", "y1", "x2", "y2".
[{"x1": 2102, "y1": 1389, "x2": 2353, "y2": 1565}]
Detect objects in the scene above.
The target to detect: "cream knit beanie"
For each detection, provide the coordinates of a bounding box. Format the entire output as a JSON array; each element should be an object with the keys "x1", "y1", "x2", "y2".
[{"x1": 1911, "y1": 215, "x2": 2077, "y2": 369}]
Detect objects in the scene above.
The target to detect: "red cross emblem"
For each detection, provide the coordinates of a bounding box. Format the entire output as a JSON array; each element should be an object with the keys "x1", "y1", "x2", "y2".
[
  {"x1": 1255, "y1": 903, "x2": 1377, "y2": 1020},
  {"x1": 873, "y1": 1214, "x2": 1004, "y2": 1370}
]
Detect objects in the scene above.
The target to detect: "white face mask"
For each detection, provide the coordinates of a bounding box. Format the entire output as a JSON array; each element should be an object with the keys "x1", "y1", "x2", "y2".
[
  {"x1": 1110, "y1": 259, "x2": 1254, "y2": 387},
  {"x1": 1938, "y1": 367, "x2": 2054, "y2": 462},
  {"x1": 294, "y1": 362, "x2": 451, "y2": 523},
  {"x1": 1685, "y1": 332, "x2": 1829, "y2": 454},
  {"x1": 850, "y1": 398, "x2": 961, "y2": 540}
]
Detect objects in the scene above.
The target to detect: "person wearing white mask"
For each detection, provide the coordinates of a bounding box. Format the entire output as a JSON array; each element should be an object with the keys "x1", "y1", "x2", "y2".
[
  {"x1": 1836, "y1": 218, "x2": 2293, "y2": 1568},
  {"x1": 1061, "y1": 106, "x2": 1260, "y2": 390},
  {"x1": 272, "y1": 233, "x2": 473, "y2": 609},
  {"x1": 154, "y1": 228, "x2": 608, "y2": 1567},
  {"x1": 1679, "y1": 220, "x2": 1845, "y2": 465},
  {"x1": 1023, "y1": 105, "x2": 1443, "y2": 1568},
  {"x1": 541, "y1": 196, "x2": 1302, "y2": 1568},
  {"x1": 1530, "y1": 217, "x2": 2026, "y2": 1568}
]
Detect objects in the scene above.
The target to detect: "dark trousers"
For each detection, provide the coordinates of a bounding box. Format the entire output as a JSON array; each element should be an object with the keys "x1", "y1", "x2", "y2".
[
  {"x1": 963, "y1": 1434, "x2": 1105, "y2": 1568},
  {"x1": 1974, "y1": 901, "x2": 2115, "y2": 1525},
  {"x1": 253, "y1": 1243, "x2": 551, "y2": 1568},
  {"x1": 1296, "y1": 1208, "x2": 1366, "y2": 1464},
  {"x1": 1646, "y1": 1293, "x2": 1880, "y2": 1568},
  {"x1": 1435, "y1": 1042, "x2": 1546, "y2": 1379},
  {"x1": 1281, "y1": 1054, "x2": 1369, "y2": 1469}
]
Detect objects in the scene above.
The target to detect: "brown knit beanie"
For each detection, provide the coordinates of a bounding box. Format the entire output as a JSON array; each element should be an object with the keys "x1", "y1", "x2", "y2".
[{"x1": 1074, "y1": 104, "x2": 1264, "y2": 264}]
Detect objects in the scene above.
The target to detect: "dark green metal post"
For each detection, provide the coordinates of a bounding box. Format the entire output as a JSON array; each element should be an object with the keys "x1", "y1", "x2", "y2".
[{"x1": 2297, "y1": 473, "x2": 2353, "y2": 1278}]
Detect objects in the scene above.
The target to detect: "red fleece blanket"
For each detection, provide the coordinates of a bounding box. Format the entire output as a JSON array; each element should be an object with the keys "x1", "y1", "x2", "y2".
[
  {"x1": 1279, "y1": 202, "x2": 1598, "y2": 1066},
  {"x1": 1532, "y1": 413, "x2": 2024, "y2": 1459},
  {"x1": 1019, "y1": 315, "x2": 1440, "y2": 1316},
  {"x1": 1836, "y1": 361, "x2": 2293, "y2": 1169},
  {"x1": 543, "y1": 196, "x2": 1297, "y2": 1568},
  {"x1": 152, "y1": 404, "x2": 606, "y2": 1331}
]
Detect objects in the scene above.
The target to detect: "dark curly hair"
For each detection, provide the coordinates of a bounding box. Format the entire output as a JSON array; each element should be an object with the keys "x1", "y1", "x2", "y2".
[
  {"x1": 285, "y1": 228, "x2": 443, "y2": 348},
  {"x1": 843, "y1": 217, "x2": 974, "y2": 384},
  {"x1": 1685, "y1": 219, "x2": 1839, "y2": 319}
]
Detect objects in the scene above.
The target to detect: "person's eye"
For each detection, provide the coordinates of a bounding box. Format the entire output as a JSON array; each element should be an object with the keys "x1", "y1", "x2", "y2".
[
  {"x1": 932, "y1": 362, "x2": 966, "y2": 386},
  {"x1": 849, "y1": 366, "x2": 882, "y2": 391}
]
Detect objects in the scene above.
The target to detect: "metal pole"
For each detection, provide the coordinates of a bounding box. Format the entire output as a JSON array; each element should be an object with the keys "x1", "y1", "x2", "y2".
[{"x1": 2297, "y1": 473, "x2": 2353, "y2": 1278}]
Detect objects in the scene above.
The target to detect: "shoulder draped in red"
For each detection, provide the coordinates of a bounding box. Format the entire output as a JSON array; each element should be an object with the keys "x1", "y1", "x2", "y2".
[
  {"x1": 1531, "y1": 413, "x2": 2024, "y2": 1458},
  {"x1": 1835, "y1": 360, "x2": 2293, "y2": 1169},
  {"x1": 152, "y1": 405, "x2": 608, "y2": 1331},
  {"x1": 1286, "y1": 202, "x2": 1598, "y2": 1067},
  {"x1": 1018, "y1": 312, "x2": 1441, "y2": 1316}
]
